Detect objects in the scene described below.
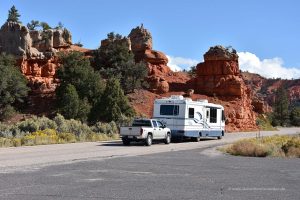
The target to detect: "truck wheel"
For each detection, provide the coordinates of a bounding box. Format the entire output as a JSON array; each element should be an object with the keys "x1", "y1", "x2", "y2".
[
  {"x1": 122, "y1": 138, "x2": 130, "y2": 146},
  {"x1": 217, "y1": 135, "x2": 222, "y2": 140},
  {"x1": 145, "y1": 134, "x2": 152, "y2": 146},
  {"x1": 164, "y1": 133, "x2": 171, "y2": 144}
]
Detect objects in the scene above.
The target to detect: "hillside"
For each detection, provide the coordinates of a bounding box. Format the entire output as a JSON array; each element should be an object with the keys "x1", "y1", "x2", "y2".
[{"x1": 1, "y1": 20, "x2": 299, "y2": 132}]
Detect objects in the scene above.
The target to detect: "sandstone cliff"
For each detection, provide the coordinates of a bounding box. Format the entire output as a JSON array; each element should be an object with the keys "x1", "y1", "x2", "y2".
[
  {"x1": 242, "y1": 72, "x2": 300, "y2": 109},
  {"x1": 0, "y1": 21, "x2": 91, "y2": 95},
  {"x1": 190, "y1": 46, "x2": 257, "y2": 131}
]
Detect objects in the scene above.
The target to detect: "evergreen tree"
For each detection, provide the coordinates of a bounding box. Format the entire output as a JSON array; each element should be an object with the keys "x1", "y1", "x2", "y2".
[
  {"x1": 0, "y1": 53, "x2": 29, "y2": 120},
  {"x1": 93, "y1": 32, "x2": 148, "y2": 93},
  {"x1": 272, "y1": 86, "x2": 290, "y2": 126},
  {"x1": 56, "y1": 84, "x2": 80, "y2": 119},
  {"x1": 90, "y1": 78, "x2": 135, "y2": 122},
  {"x1": 40, "y1": 22, "x2": 52, "y2": 30},
  {"x1": 188, "y1": 66, "x2": 197, "y2": 78},
  {"x1": 123, "y1": 60, "x2": 148, "y2": 93},
  {"x1": 57, "y1": 52, "x2": 104, "y2": 105},
  {"x1": 27, "y1": 20, "x2": 40, "y2": 30},
  {"x1": 290, "y1": 106, "x2": 300, "y2": 126},
  {"x1": 56, "y1": 52, "x2": 104, "y2": 122},
  {"x1": 7, "y1": 5, "x2": 21, "y2": 23},
  {"x1": 55, "y1": 22, "x2": 64, "y2": 29}
]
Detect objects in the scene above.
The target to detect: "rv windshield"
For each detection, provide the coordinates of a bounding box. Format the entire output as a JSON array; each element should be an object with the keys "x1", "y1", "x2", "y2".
[
  {"x1": 132, "y1": 120, "x2": 152, "y2": 127},
  {"x1": 160, "y1": 105, "x2": 179, "y2": 116}
]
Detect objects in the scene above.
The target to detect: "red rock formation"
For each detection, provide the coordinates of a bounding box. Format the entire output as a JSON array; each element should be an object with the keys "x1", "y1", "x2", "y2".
[
  {"x1": 192, "y1": 46, "x2": 258, "y2": 132},
  {"x1": 242, "y1": 71, "x2": 300, "y2": 109},
  {"x1": 128, "y1": 25, "x2": 173, "y2": 93}
]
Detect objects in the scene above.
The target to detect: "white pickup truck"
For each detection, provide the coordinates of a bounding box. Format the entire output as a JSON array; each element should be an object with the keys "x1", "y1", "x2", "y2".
[{"x1": 120, "y1": 119, "x2": 171, "y2": 146}]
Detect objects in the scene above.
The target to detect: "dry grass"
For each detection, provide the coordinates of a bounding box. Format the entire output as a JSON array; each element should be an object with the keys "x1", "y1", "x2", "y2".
[
  {"x1": 223, "y1": 134, "x2": 300, "y2": 158},
  {"x1": 0, "y1": 129, "x2": 120, "y2": 148}
]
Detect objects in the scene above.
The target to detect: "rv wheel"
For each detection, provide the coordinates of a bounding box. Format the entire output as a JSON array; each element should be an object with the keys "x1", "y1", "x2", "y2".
[{"x1": 192, "y1": 136, "x2": 201, "y2": 142}]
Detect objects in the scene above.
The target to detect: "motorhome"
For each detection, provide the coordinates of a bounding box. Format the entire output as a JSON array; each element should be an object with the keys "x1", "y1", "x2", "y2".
[{"x1": 153, "y1": 95, "x2": 225, "y2": 141}]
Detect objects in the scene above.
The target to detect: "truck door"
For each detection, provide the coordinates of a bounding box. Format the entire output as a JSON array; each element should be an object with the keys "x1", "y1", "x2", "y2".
[
  {"x1": 157, "y1": 121, "x2": 166, "y2": 139},
  {"x1": 152, "y1": 120, "x2": 160, "y2": 139}
]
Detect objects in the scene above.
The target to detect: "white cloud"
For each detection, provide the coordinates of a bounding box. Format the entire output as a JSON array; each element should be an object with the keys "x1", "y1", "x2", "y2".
[
  {"x1": 238, "y1": 52, "x2": 300, "y2": 79},
  {"x1": 166, "y1": 55, "x2": 199, "y2": 72}
]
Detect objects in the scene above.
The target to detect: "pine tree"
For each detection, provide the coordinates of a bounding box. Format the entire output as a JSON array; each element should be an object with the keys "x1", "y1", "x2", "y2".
[
  {"x1": 56, "y1": 84, "x2": 80, "y2": 119},
  {"x1": 40, "y1": 22, "x2": 52, "y2": 30},
  {"x1": 272, "y1": 86, "x2": 290, "y2": 126},
  {"x1": 57, "y1": 51, "x2": 104, "y2": 105},
  {"x1": 0, "y1": 53, "x2": 29, "y2": 120},
  {"x1": 7, "y1": 6, "x2": 21, "y2": 23},
  {"x1": 93, "y1": 32, "x2": 148, "y2": 93},
  {"x1": 290, "y1": 106, "x2": 300, "y2": 126},
  {"x1": 27, "y1": 20, "x2": 40, "y2": 30},
  {"x1": 90, "y1": 78, "x2": 135, "y2": 122}
]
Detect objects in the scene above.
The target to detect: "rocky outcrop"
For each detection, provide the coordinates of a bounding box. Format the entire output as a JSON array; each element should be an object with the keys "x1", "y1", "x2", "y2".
[
  {"x1": 242, "y1": 72, "x2": 300, "y2": 110},
  {"x1": 128, "y1": 25, "x2": 173, "y2": 93},
  {"x1": 0, "y1": 22, "x2": 33, "y2": 58},
  {"x1": 0, "y1": 21, "x2": 74, "y2": 94},
  {"x1": 192, "y1": 45, "x2": 257, "y2": 131},
  {"x1": 0, "y1": 22, "x2": 72, "y2": 59},
  {"x1": 128, "y1": 24, "x2": 152, "y2": 55}
]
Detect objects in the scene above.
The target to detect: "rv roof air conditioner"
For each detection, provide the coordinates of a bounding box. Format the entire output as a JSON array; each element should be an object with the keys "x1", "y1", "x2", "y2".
[
  {"x1": 170, "y1": 95, "x2": 184, "y2": 100},
  {"x1": 197, "y1": 99, "x2": 208, "y2": 103}
]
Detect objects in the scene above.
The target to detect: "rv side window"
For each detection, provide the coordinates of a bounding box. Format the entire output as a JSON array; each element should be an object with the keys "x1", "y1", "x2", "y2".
[
  {"x1": 210, "y1": 108, "x2": 217, "y2": 123},
  {"x1": 160, "y1": 105, "x2": 179, "y2": 116},
  {"x1": 222, "y1": 110, "x2": 225, "y2": 121},
  {"x1": 188, "y1": 108, "x2": 194, "y2": 118}
]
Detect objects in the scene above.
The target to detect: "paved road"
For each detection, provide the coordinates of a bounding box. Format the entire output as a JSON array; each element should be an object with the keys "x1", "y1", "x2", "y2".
[
  {"x1": 0, "y1": 127, "x2": 299, "y2": 172},
  {"x1": 0, "y1": 128, "x2": 299, "y2": 199}
]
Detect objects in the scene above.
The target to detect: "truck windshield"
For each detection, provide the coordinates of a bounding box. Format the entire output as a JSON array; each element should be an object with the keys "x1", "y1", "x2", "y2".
[{"x1": 132, "y1": 120, "x2": 152, "y2": 127}]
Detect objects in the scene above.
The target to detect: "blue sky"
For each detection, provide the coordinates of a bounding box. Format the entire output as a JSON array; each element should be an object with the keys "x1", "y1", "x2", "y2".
[{"x1": 1, "y1": 0, "x2": 300, "y2": 78}]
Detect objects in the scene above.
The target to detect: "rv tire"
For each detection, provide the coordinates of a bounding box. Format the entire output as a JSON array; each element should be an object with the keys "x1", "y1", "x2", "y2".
[
  {"x1": 192, "y1": 135, "x2": 201, "y2": 142},
  {"x1": 217, "y1": 131, "x2": 224, "y2": 140}
]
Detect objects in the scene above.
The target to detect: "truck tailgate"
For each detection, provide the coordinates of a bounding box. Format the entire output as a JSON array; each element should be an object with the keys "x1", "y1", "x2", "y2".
[{"x1": 120, "y1": 127, "x2": 142, "y2": 136}]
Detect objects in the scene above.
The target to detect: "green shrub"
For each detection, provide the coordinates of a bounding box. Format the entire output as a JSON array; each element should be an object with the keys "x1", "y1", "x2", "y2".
[
  {"x1": 0, "y1": 115, "x2": 120, "y2": 148},
  {"x1": 0, "y1": 137, "x2": 12, "y2": 147},
  {"x1": 0, "y1": 105, "x2": 16, "y2": 121},
  {"x1": 53, "y1": 113, "x2": 68, "y2": 133}
]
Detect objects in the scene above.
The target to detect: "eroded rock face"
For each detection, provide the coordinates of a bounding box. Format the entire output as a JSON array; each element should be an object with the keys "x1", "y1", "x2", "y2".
[
  {"x1": 193, "y1": 45, "x2": 257, "y2": 131},
  {"x1": 128, "y1": 24, "x2": 152, "y2": 54},
  {"x1": 128, "y1": 25, "x2": 172, "y2": 93},
  {"x1": 19, "y1": 57, "x2": 60, "y2": 94},
  {"x1": 0, "y1": 21, "x2": 74, "y2": 94},
  {"x1": 0, "y1": 22, "x2": 32, "y2": 57},
  {"x1": 0, "y1": 22, "x2": 72, "y2": 59}
]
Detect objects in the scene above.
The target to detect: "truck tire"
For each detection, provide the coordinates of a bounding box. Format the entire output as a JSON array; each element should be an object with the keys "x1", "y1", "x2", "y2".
[
  {"x1": 164, "y1": 133, "x2": 171, "y2": 144},
  {"x1": 122, "y1": 138, "x2": 130, "y2": 146},
  {"x1": 145, "y1": 134, "x2": 152, "y2": 146}
]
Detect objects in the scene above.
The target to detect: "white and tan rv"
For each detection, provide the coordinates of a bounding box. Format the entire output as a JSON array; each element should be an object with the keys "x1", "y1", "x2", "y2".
[{"x1": 153, "y1": 95, "x2": 225, "y2": 141}]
